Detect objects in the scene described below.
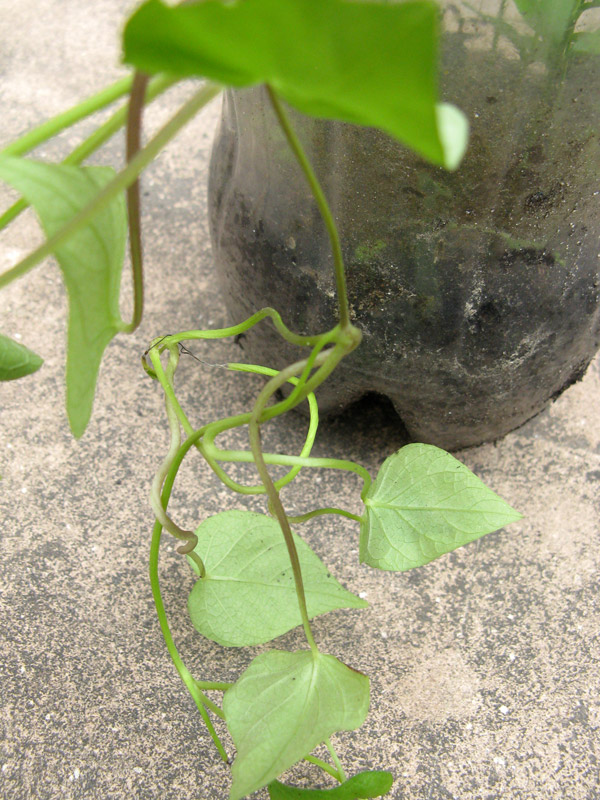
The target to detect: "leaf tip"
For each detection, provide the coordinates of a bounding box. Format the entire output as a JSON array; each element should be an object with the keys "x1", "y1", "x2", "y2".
[
  {"x1": 67, "y1": 407, "x2": 90, "y2": 439},
  {"x1": 436, "y1": 102, "x2": 469, "y2": 171}
]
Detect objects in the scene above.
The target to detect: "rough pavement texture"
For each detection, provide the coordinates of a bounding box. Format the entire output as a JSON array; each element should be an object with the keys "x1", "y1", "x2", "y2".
[{"x1": 1, "y1": 2, "x2": 599, "y2": 799}]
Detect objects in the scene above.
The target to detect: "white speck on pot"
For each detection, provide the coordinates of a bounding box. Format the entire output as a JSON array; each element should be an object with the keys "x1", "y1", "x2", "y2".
[
  {"x1": 359, "y1": 591, "x2": 367, "y2": 599},
  {"x1": 509, "y1": 653, "x2": 516, "y2": 661},
  {"x1": 493, "y1": 756, "x2": 506, "y2": 766},
  {"x1": 133, "y1": 767, "x2": 143, "y2": 774},
  {"x1": 499, "y1": 705, "x2": 509, "y2": 715},
  {"x1": 381, "y1": 631, "x2": 388, "y2": 639}
]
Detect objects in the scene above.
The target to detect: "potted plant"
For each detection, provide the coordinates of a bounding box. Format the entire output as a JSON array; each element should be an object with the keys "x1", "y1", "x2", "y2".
[
  {"x1": 208, "y1": 0, "x2": 600, "y2": 449},
  {"x1": 1, "y1": 1, "x2": 595, "y2": 798}
]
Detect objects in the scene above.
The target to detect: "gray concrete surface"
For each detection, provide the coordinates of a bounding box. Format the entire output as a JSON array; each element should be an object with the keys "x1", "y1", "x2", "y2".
[{"x1": 1, "y1": 2, "x2": 599, "y2": 799}]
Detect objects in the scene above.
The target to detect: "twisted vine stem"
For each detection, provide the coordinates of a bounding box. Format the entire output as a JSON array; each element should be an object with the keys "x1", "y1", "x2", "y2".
[{"x1": 144, "y1": 84, "x2": 365, "y2": 783}]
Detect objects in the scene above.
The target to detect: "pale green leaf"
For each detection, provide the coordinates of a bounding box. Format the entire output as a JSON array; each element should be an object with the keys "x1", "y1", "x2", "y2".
[
  {"x1": 269, "y1": 770, "x2": 394, "y2": 799},
  {"x1": 224, "y1": 650, "x2": 370, "y2": 800},
  {"x1": 435, "y1": 103, "x2": 469, "y2": 172},
  {"x1": 360, "y1": 444, "x2": 522, "y2": 571},
  {"x1": 513, "y1": 0, "x2": 579, "y2": 47},
  {"x1": 572, "y1": 31, "x2": 600, "y2": 55},
  {"x1": 0, "y1": 333, "x2": 43, "y2": 381},
  {"x1": 124, "y1": 0, "x2": 468, "y2": 169},
  {"x1": 0, "y1": 157, "x2": 127, "y2": 437},
  {"x1": 187, "y1": 511, "x2": 367, "y2": 647}
]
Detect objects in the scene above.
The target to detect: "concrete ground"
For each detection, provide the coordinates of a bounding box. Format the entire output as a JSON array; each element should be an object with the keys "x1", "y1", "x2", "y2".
[{"x1": 1, "y1": 2, "x2": 599, "y2": 799}]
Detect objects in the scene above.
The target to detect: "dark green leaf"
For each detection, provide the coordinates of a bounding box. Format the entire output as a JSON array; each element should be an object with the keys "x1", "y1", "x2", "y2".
[
  {"x1": 187, "y1": 511, "x2": 366, "y2": 647},
  {"x1": 360, "y1": 444, "x2": 522, "y2": 571},
  {"x1": 0, "y1": 333, "x2": 43, "y2": 381},
  {"x1": 0, "y1": 157, "x2": 127, "y2": 437},
  {"x1": 123, "y1": 0, "x2": 468, "y2": 168},
  {"x1": 269, "y1": 770, "x2": 394, "y2": 799},
  {"x1": 224, "y1": 650, "x2": 370, "y2": 800}
]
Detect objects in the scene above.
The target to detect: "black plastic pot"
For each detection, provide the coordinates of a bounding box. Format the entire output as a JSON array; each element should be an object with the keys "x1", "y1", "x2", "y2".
[{"x1": 208, "y1": 3, "x2": 600, "y2": 449}]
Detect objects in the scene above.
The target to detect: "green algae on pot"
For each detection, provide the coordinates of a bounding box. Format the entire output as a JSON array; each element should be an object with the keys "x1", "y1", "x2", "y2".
[{"x1": 209, "y1": 0, "x2": 600, "y2": 450}]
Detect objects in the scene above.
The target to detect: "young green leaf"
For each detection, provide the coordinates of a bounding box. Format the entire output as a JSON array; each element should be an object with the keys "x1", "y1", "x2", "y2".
[
  {"x1": 224, "y1": 650, "x2": 370, "y2": 800},
  {"x1": 360, "y1": 444, "x2": 522, "y2": 571},
  {"x1": 269, "y1": 770, "x2": 394, "y2": 799},
  {"x1": 435, "y1": 103, "x2": 469, "y2": 172},
  {"x1": 0, "y1": 157, "x2": 127, "y2": 437},
  {"x1": 0, "y1": 333, "x2": 43, "y2": 381},
  {"x1": 572, "y1": 30, "x2": 600, "y2": 56},
  {"x1": 123, "y1": 0, "x2": 467, "y2": 169},
  {"x1": 187, "y1": 511, "x2": 367, "y2": 647}
]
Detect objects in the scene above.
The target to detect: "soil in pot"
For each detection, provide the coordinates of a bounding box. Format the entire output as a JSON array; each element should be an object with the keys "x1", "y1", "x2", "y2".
[{"x1": 208, "y1": 2, "x2": 600, "y2": 449}]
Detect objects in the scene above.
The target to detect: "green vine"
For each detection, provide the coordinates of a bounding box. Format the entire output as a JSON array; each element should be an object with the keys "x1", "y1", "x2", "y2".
[{"x1": 5, "y1": 1, "x2": 577, "y2": 796}]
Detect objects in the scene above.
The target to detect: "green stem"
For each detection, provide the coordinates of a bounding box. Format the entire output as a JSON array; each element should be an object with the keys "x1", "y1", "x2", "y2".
[
  {"x1": 281, "y1": 333, "x2": 337, "y2": 411},
  {"x1": 247, "y1": 357, "x2": 326, "y2": 655},
  {"x1": 1, "y1": 75, "x2": 134, "y2": 157},
  {"x1": 212, "y1": 450, "x2": 372, "y2": 494},
  {"x1": 149, "y1": 347, "x2": 312, "y2": 511},
  {"x1": 266, "y1": 85, "x2": 351, "y2": 330},
  {"x1": 149, "y1": 424, "x2": 232, "y2": 762},
  {"x1": 124, "y1": 71, "x2": 150, "y2": 333},
  {"x1": 146, "y1": 350, "x2": 322, "y2": 497},
  {"x1": 304, "y1": 755, "x2": 343, "y2": 783},
  {"x1": 254, "y1": 332, "x2": 361, "y2": 424},
  {"x1": 287, "y1": 507, "x2": 363, "y2": 525},
  {"x1": 0, "y1": 81, "x2": 221, "y2": 290},
  {"x1": 325, "y1": 738, "x2": 346, "y2": 783},
  {"x1": 149, "y1": 347, "x2": 205, "y2": 574},
  {"x1": 202, "y1": 335, "x2": 357, "y2": 451},
  {"x1": 218, "y1": 363, "x2": 320, "y2": 492},
  {"x1": 242, "y1": 341, "x2": 365, "y2": 653},
  {"x1": 150, "y1": 521, "x2": 229, "y2": 732},
  {"x1": 159, "y1": 307, "x2": 329, "y2": 349},
  {"x1": 0, "y1": 73, "x2": 176, "y2": 233},
  {"x1": 250, "y1": 424, "x2": 319, "y2": 654}
]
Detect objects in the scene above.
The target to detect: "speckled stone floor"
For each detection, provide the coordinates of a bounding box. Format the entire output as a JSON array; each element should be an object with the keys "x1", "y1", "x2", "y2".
[{"x1": 1, "y1": 3, "x2": 599, "y2": 799}]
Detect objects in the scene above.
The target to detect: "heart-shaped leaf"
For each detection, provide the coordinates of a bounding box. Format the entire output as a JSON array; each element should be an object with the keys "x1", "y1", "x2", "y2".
[
  {"x1": 224, "y1": 650, "x2": 370, "y2": 800},
  {"x1": 360, "y1": 444, "x2": 522, "y2": 571},
  {"x1": 123, "y1": 0, "x2": 468, "y2": 169},
  {"x1": 188, "y1": 511, "x2": 366, "y2": 647},
  {"x1": 269, "y1": 770, "x2": 394, "y2": 799},
  {"x1": 0, "y1": 157, "x2": 127, "y2": 437},
  {"x1": 0, "y1": 333, "x2": 43, "y2": 381}
]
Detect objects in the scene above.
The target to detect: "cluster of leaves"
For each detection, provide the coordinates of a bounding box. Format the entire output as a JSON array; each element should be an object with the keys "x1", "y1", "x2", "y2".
[
  {"x1": 0, "y1": 1, "x2": 539, "y2": 797},
  {"x1": 146, "y1": 328, "x2": 521, "y2": 799}
]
